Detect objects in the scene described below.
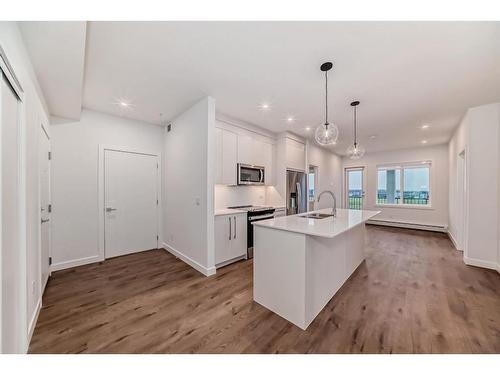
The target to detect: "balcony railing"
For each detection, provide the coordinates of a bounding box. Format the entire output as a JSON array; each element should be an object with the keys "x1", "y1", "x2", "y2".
[{"x1": 348, "y1": 196, "x2": 363, "y2": 210}]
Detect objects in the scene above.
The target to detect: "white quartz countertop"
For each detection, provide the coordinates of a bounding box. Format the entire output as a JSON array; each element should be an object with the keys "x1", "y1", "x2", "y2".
[
  {"x1": 214, "y1": 208, "x2": 246, "y2": 216},
  {"x1": 252, "y1": 208, "x2": 380, "y2": 238}
]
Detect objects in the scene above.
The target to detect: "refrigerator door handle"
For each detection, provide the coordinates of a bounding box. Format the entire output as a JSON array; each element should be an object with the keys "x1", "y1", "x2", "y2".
[{"x1": 296, "y1": 182, "x2": 302, "y2": 213}]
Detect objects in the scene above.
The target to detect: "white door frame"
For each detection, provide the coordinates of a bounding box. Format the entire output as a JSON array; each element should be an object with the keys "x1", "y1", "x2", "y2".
[
  {"x1": 98, "y1": 144, "x2": 161, "y2": 261},
  {"x1": 344, "y1": 166, "x2": 366, "y2": 209},
  {"x1": 39, "y1": 123, "x2": 51, "y2": 290}
]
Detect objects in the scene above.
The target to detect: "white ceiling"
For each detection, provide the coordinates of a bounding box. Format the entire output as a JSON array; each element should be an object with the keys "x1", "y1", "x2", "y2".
[
  {"x1": 19, "y1": 21, "x2": 87, "y2": 120},
  {"x1": 22, "y1": 21, "x2": 500, "y2": 154}
]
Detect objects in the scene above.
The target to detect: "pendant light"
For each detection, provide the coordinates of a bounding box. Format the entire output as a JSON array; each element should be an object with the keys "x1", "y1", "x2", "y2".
[
  {"x1": 315, "y1": 62, "x2": 339, "y2": 146},
  {"x1": 346, "y1": 100, "x2": 365, "y2": 159}
]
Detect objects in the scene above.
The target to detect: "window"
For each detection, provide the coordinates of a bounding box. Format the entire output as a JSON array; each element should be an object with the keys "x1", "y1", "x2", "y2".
[{"x1": 377, "y1": 162, "x2": 430, "y2": 206}]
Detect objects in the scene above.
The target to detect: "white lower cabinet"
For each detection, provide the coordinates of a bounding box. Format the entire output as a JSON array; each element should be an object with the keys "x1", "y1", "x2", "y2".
[{"x1": 215, "y1": 213, "x2": 247, "y2": 267}]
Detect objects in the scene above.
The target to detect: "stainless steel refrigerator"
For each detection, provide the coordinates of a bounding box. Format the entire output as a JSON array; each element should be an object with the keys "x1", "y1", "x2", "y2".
[{"x1": 286, "y1": 170, "x2": 307, "y2": 215}]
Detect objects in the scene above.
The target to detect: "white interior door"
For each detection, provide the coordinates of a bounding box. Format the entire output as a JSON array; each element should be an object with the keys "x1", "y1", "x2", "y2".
[
  {"x1": 39, "y1": 126, "x2": 51, "y2": 289},
  {"x1": 345, "y1": 167, "x2": 365, "y2": 210},
  {"x1": 104, "y1": 150, "x2": 159, "y2": 258},
  {"x1": 1, "y1": 74, "x2": 22, "y2": 353}
]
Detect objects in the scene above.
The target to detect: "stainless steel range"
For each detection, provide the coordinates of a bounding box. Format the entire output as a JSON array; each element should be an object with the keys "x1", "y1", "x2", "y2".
[{"x1": 227, "y1": 205, "x2": 275, "y2": 258}]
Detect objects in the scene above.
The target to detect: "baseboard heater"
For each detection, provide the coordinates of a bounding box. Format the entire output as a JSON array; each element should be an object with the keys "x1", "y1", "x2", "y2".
[{"x1": 367, "y1": 219, "x2": 447, "y2": 233}]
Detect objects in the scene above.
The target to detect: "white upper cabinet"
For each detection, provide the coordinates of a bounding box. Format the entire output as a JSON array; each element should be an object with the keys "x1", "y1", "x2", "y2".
[
  {"x1": 237, "y1": 134, "x2": 254, "y2": 165},
  {"x1": 222, "y1": 130, "x2": 237, "y2": 185},
  {"x1": 285, "y1": 138, "x2": 305, "y2": 171},
  {"x1": 216, "y1": 119, "x2": 276, "y2": 186},
  {"x1": 238, "y1": 135, "x2": 274, "y2": 186},
  {"x1": 215, "y1": 127, "x2": 238, "y2": 185},
  {"x1": 215, "y1": 127, "x2": 223, "y2": 183}
]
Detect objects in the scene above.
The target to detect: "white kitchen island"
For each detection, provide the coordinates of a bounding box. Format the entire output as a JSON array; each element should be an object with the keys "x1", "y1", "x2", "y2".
[{"x1": 253, "y1": 208, "x2": 380, "y2": 330}]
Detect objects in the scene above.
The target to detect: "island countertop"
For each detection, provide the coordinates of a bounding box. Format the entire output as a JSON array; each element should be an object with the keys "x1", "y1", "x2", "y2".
[{"x1": 252, "y1": 208, "x2": 380, "y2": 238}]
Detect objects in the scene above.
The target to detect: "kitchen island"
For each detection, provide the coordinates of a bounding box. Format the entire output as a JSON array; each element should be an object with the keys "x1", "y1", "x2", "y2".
[{"x1": 252, "y1": 208, "x2": 380, "y2": 330}]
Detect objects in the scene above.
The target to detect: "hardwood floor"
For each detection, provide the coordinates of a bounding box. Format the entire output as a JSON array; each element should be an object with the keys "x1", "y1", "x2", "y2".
[{"x1": 29, "y1": 225, "x2": 500, "y2": 353}]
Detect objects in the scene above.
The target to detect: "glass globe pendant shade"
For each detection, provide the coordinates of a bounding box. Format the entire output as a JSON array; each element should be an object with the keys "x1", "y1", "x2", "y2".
[
  {"x1": 347, "y1": 143, "x2": 366, "y2": 160},
  {"x1": 315, "y1": 122, "x2": 339, "y2": 146}
]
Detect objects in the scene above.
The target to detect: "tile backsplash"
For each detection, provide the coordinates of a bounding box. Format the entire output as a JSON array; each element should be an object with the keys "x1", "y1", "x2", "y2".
[{"x1": 215, "y1": 185, "x2": 284, "y2": 209}]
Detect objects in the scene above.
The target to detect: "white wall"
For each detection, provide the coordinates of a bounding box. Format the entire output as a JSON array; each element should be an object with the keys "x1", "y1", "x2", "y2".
[
  {"x1": 50, "y1": 109, "x2": 164, "y2": 270},
  {"x1": 307, "y1": 142, "x2": 343, "y2": 210},
  {"x1": 449, "y1": 103, "x2": 500, "y2": 271},
  {"x1": 163, "y1": 97, "x2": 216, "y2": 276},
  {"x1": 0, "y1": 21, "x2": 50, "y2": 352},
  {"x1": 343, "y1": 144, "x2": 449, "y2": 228},
  {"x1": 448, "y1": 115, "x2": 467, "y2": 249}
]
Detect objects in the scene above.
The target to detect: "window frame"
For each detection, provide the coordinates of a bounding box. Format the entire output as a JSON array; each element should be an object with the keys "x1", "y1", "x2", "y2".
[{"x1": 375, "y1": 161, "x2": 433, "y2": 209}]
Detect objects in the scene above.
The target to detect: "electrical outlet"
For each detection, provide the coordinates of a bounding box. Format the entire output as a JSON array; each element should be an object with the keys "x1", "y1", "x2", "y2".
[
  {"x1": 31, "y1": 281, "x2": 36, "y2": 295},
  {"x1": 195, "y1": 197, "x2": 200, "y2": 206}
]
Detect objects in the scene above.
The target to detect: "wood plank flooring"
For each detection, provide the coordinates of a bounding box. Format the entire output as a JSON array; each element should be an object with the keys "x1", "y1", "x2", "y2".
[{"x1": 29, "y1": 225, "x2": 500, "y2": 353}]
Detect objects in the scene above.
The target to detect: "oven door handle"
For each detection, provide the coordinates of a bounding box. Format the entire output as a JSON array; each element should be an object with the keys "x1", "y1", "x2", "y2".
[{"x1": 249, "y1": 214, "x2": 275, "y2": 222}]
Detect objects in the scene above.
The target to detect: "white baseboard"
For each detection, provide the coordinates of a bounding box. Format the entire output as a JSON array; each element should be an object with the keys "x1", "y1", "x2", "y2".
[
  {"x1": 463, "y1": 256, "x2": 498, "y2": 271},
  {"x1": 51, "y1": 255, "x2": 103, "y2": 272},
  {"x1": 162, "y1": 243, "x2": 216, "y2": 277},
  {"x1": 367, "y1": 219, "x2": 447, "y2": 233},
  {"x1": 26, "y1": 297, "x2": 42, "y2": 352},
  {"x1": 447, "y1": 231, "x2": 463, "y2": 251}
]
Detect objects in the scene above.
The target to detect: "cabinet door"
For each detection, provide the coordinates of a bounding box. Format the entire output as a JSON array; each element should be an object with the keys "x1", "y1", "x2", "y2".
[
  {"x1": 262, "y1": 142, "x2": 273, "y2": 185},
  {"x1": 237, "y1": 134, "x2": 254, "y2": 165},
  {"x1": 230, "y1": 214, "x2": 247, "y2": 259},
  {"x1": 286, "y1": 138, "x2": 305, "y2": 171},
  {"x1": 215, "y1": 215, "x2": 231, "y2": 264},
  {"x1": 215, "y1": 128, "x2": 223, "y2": 184},
  {"x1": 222, "y1": 130, "x2": 237, "y2": 185}
]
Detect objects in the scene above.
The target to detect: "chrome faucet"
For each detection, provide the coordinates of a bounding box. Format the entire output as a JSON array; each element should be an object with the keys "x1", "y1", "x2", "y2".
[{"x1": 317, "y1": 190, "x2": 337, "y2": 217}]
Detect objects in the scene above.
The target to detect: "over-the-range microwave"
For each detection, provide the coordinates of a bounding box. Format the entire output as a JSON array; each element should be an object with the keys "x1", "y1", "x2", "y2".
[{"x1": 237, "y1": 163, "x2": 265, "y2": 185}]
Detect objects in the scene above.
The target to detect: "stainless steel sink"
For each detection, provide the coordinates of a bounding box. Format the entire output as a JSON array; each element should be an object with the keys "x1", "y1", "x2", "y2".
[{"x1": 299, "y1": 213, "x2": 334, "y2": 219}]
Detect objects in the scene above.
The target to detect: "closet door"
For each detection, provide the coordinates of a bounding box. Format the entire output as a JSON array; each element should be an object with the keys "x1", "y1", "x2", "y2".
[{"x1": 1, "y1": 74, "x2": 22, "y2": 353}]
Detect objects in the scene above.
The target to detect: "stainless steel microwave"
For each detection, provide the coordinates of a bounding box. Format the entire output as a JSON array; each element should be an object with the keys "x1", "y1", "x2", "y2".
[{"x1": 237, "y1": 163, "x2": 265, "y2": 185}]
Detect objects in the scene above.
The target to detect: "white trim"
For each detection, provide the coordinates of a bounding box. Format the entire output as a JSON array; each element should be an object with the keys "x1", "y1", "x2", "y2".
[
  {"x1": 98, "y1": 144, "x2": 161, "y2": 262},
  {"x1": 367, "y1": 219, "x2": 447, "y2": 233},
  {"x1": 463, "y1": 256, "x2": 498, "y2": 271},
  {"x1": 215, "y1": 113, "x2": 276, "y2": 142},
  {"x1": 447, "y1": 231, "x2": 462, "y2": 251},
  {"x1": 162, "y1": 243, "x2": 216, "y2": 277},
  {"x1": 26, "y1": 297, "x2": 41, "y2": 351},
  {"x1": 51, "y1": 255, "x2": 102, "y2": 272},
  {"x1": 374, "y1": 203, "x2": 434, "y2": 210}
]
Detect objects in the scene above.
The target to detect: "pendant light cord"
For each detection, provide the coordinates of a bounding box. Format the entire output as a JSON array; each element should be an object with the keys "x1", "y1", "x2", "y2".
[
  {"x1": 353, "y1": 104, "x2": 357, "y2": 146},
  {"x1": 325, "y1": 70, "x2": 328, "y2": 126}
]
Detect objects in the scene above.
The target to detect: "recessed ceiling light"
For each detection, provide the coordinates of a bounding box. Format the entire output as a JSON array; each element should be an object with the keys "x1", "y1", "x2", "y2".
[
  {"x1": 286, "y1": 116, "x2": 294, "y2": 122},
  {"x1": 119, "y1": 101, "x2": 129, "y2": 107},
  {"x1": 305, "y1": 126, "x2": 311, "y2": 131},
  {"x1": 421, "y1": 140, "x2": 428, "y2": 144},
  {"x1": 259, "y1": 103, "x2": 271, "y2": 111},
  {"x1": 421, "y1": 124, "x2": 430, "y2": 129}
]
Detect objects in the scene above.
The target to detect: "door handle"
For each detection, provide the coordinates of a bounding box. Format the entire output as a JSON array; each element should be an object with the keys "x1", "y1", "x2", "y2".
[
  {"x1": 229, "y1": 216, "x2": 232, "y2": 240},
  {"x1": 233, "y1": 216, "x2": 236, "y2": 239},
  {"x1": 41, "y1": 218, "x2": 50, "y2": 224},
  {"x1": 106, "y1": 207, "x2": 117, "y2": 212}
]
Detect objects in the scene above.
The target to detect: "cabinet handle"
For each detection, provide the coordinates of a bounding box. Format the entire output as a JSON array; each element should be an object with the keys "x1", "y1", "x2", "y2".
[
  {"x1": 229, "y1": 216, "x2": 232, "y2": 240},
  {"x1": 233, "y1": 216, "x2": 236, "y2": 239}
]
